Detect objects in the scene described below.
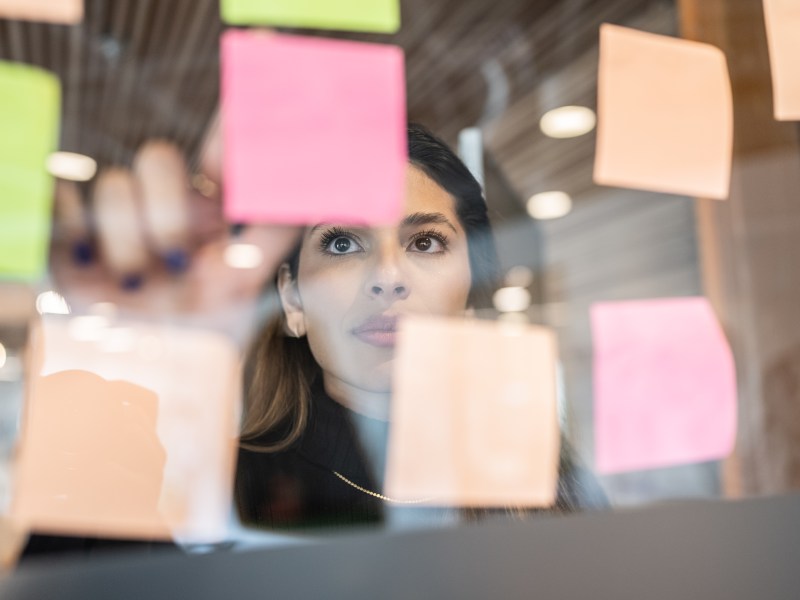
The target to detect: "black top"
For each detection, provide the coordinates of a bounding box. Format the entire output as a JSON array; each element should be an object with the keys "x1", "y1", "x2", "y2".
[
  {"x1": 235, "y1": 380, "x2": 608, "y2": 531},
  {"x1": 236, "y1": 379, "x2": 387, "y2": 530}
]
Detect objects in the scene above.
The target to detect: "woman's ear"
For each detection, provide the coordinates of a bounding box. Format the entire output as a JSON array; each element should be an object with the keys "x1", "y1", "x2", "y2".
[{"x1": 277, "y1": 263, "x2": 306, "y2": 338}]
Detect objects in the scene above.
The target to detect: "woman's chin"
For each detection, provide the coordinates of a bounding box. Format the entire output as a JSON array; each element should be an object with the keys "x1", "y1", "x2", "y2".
[{"x1": 358, "y1": 362, "x2": 394, "y2": 395}]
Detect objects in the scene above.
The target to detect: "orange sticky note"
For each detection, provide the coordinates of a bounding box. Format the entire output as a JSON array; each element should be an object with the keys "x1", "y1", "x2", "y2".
[
  {"x1": 763, "y1": 0, "x2": 800, "y2": 120},
  {"x1": 384, "y1": 316, "x2": 560, "y2": 507},
  {"x1": 594, "y1": 24, "x2": 733, "y2": 200},
  {"x1": 13, "y1": 316, "x2": 240, "y2": 543},
  {"x1": 0, "y1": 0, "x2": 82, "y2": 23},
  {"x1": 592, "y1": 298, "x2": 737, "y2": 474},
  {"x1": 221, "y1": 30, "x2": 407, "y2": 226}
]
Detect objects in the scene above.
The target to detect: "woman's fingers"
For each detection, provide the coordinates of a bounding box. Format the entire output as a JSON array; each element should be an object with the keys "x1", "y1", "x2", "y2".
[
  {"x1": 92, "y1": 168, "x2": 150, "y2": 288},
  {"x1": 54, "y1": 136, "x2": 289, "y2": 326},
  {"x1": 132, "y1": 141, "x2": 191, "y2": 272}
]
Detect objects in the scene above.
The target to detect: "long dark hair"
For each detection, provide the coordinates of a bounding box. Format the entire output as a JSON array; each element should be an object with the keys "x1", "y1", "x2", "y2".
[{"x1": 239, "y1": 123, "x2": 499, "y2": 452}]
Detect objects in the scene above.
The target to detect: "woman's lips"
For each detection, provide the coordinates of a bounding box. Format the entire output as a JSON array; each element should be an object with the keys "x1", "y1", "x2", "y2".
[{"x1": 352, "y1": 315, "x2": 399, "y2": 348}]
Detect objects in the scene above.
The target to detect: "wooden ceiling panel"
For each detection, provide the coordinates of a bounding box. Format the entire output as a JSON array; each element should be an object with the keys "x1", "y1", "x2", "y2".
[{"x1": 0, "y1": 0, "x2": 676, "y2": 211}]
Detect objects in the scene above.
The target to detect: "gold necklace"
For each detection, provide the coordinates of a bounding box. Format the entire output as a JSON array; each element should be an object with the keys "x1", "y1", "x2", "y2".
[{"x1": 332, "y1": 470, "x2": 436, "y2": 505}]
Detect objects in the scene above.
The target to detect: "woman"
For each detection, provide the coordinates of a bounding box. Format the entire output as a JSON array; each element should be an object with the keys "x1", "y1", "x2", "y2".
[{"x1": 236, "y1": 124, "x2": 605, "y2": 530}]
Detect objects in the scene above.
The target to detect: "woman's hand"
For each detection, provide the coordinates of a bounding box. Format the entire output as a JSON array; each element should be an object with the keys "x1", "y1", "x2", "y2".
[{"x1": 48, "y1": 127, "x2": 298, "y2": 341}]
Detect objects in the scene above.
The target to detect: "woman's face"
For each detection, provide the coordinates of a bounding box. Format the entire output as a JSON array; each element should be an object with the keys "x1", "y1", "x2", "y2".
[{"x1": 278, "y1": 164, "x2": 472, "y2": 394}]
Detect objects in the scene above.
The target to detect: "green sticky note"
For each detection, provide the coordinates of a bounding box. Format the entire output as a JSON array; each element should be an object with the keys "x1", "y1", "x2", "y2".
[
  {"x1": 221, "y1": 0, "x2": 400, "y2": 33},
  {"x1": 0, "y1": 61, "x2": 61, "y2": 280}
]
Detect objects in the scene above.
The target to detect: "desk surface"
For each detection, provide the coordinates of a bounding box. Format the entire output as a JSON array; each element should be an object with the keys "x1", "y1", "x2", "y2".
[{"x1": 3, "y1": 494, "x2": 800, "y2": 599}]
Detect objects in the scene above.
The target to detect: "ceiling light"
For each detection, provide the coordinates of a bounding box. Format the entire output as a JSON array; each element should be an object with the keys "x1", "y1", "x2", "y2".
[
  {"x1": 539, "y1": 106, "x2": 596, "y2": 139},
  {"x1": 492, "y1": 286, "x2": 531, "y2": 313},
  {"x1": 46, "y1": 151, "x2": 98, "y2": 182},
  {"x1": 224, "y1": 243, "x2": 263, "y2": 269},
  {"x1": 526, "y1": 191, "x2": 572, "y2": 220}
]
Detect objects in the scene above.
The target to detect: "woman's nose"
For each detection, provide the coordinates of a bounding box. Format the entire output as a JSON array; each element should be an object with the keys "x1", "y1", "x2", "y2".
[
  {"x1": 368, "y1": 280, "x2": 409, "y2": 299},
  {"x1": 365, "y1": 247, "x2": 410, "y2": 300}
]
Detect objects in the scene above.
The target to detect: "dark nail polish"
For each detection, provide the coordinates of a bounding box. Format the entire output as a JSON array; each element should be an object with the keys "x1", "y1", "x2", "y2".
[
  {"x1": 229, "y1": 223, "x2": 246, "y2": 237},
  {"x1": 71, "y1": 241, "x2": 94, "y2": 266},
  {"x1": 164, "y1": 249, "x2": 190, "y2": 273},
  {"x1": 120, "y1": 273, "x2": 144, "y2": 291}
]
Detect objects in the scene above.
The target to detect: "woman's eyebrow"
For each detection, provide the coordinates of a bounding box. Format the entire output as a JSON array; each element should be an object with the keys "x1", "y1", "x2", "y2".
[
  {"x1": 308, "y1": 221, "x2": 368, "y2": 235},
  {"x1": 402, "y1": 212, "x2": 458, "y2": 233},
  {"x1": 308, "y1": 223, "x2": 330, "y2": 235}
]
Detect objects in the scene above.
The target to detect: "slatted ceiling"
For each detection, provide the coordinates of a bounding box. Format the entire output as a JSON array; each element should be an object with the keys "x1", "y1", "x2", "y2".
[
  {"x1": 404, "y1": 2, "x2": 527, "y2": 108},
  {"x1": 480, "y1": 0, "x2": 609, "y2": 98},
  {"x1": 402, "y1": 0, "x2": 564, "y2": 141},
  {"x1": 65, "y1": 22, "x2": 83, "y2": 143},
  {"x1": 483, "y1": 0, "x2": 678, "y2": 208},
  {"x1": 496, "y1": 3, "x2": 675, "y2": 210},
  {"x1": 485, "y1": 44, "x2": 600, "y2": 149},
  {"x1": 531, "y1": 162, "x2": 595, "y2": 202},
  {"x1": 0, "y1": 0, "x2": 221, "y2": 174},
  {"x1": 108, "y1": 0, "x2": 159, "y2": 164},
  {"x1": 506, "y1": 136, "x2": 594, "y2": 186},
  {"x1": 0, "y1": 0, "x2": 683, "y2": 211}
]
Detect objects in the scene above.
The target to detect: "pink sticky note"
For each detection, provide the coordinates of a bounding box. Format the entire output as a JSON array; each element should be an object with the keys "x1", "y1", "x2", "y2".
[
  {"x1": 384, "y1": 317, "x2": 560, "y2": 507},
  {"x1": 593, "y1": 24, "x2": 733, "y2": 200},
  {"x1": 0, "y1": 0, "x2": 82, "y2": 23},
  {"x1": 13, "y1": 316, "x2": 240, "y2": 543},
  {"x1": 591, "y1": 298, "x2": 737, "y2": 474},
  {"x1": 221, "y1": 31, "x2": 406, "y2": 225},
  {"x1": 763, "y1": 0, "x2": 800, "y2": 120}
]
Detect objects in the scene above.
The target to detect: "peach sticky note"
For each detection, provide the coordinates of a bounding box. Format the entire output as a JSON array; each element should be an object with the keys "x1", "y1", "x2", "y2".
[
  {"x1": 593, "y1": 24, "x2": 733, "y2": 200},
  {"x1": 221, "y1": 31, "x2": 406, "y2": 226},
  {"x1": 221, "y1": 0, "x2": 400, "y2": 33},
  {"x1": 0, "y1": 61, "x2": 60, "y2": 279},
  {"x1": 384, "y1": 316, "x2": 560, "y2": 507},
  {"x1": 0, "y1": 0, "x2": 82, "y2": 23},
  {"x1": 13, "y1": 315, "x2": 240, "y2": 543},
  {"x1": 763, "y1": 0, "x2": 800, "y2": 120},
  {"x1": 591, "y1": 297, "x2": 737, "y2": 474}
]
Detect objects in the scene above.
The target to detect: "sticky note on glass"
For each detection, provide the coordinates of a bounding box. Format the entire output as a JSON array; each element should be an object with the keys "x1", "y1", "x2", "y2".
[
  {"x1": 384, "y1": 317, "x2": 560, "y2": 507},
  {"x1": 763, "y1": 0, "x2": 800, "y2": 120},
  {"x1": 221, "y1": 0, "x2": 399, "y2": 33},
  {"x1": 221, "y1": 31, "x2": 406, "y2": 226},
  {"x1": 0, "y1": 0, "x2": 82, "y2": 23},
  {"x1": 591, "y1": 298, "x2": 737, "y2": 474},
  {"x1": 13, "y1": 315, "x2": 240, "y2": 543},
  {"x1": 0, "y1": 62, "x2": 60, "y2": 279},
  {"x1": 593, "y1": 24, "x2": 733, "y2": 200}
]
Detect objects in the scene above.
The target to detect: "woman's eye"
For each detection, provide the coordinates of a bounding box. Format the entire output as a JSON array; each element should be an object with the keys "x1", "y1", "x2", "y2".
[
  {"x1": 326, "y1": 235, "x2": 362, "y2": 255},
  {"x1": 408, "y1": 235, "x2": 446, "y2": 253}
]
